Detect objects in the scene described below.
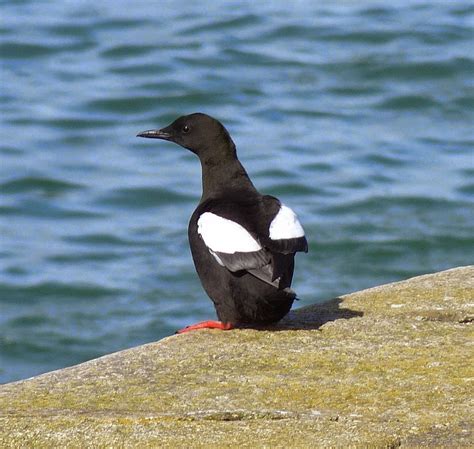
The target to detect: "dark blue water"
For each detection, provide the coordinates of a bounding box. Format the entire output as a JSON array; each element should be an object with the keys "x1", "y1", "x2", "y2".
[{"x1": 1, "y1": 1, "x2": 473, "y2": 383}]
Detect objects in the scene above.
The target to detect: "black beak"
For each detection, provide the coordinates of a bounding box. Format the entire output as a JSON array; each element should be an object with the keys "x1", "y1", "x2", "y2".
[{"x1": 136, "y1": 129, "x2": 173, "y2": 140}]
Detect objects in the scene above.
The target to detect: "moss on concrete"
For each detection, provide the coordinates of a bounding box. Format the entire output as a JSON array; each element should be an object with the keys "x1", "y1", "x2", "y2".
[{"x1": 1, "y1": 266, "x2": 473, "y2": 447}]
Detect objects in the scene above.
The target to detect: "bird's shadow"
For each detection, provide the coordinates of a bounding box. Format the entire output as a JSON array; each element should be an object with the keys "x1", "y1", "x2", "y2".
[{"x1": 240, "y1": 297, "x2": 363, "y2": 332}]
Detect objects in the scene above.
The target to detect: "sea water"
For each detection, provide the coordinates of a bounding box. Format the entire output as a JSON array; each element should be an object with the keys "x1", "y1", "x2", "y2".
[{"x1": 1, "y1": 0, "x2": 473, "y2": 383}]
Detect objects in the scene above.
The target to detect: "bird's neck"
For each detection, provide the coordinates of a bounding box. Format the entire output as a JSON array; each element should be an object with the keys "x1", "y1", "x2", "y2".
[{"x1": 200, "y1": 155, "x2": 258, "y2": 201}]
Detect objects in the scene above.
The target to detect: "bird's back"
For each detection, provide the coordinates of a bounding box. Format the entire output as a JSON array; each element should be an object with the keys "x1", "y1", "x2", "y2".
[{"x1": 188, "y1": 194, "x2": 305, "y2": 324}]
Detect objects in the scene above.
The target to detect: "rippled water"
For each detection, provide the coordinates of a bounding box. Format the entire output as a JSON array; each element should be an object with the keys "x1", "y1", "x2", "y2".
[{"x1": 1, "y1": 1, "x2": 473, "y2": 383}]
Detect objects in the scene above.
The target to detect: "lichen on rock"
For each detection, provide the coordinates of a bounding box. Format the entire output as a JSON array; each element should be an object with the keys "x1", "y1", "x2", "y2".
[{"x1": 1, "y1": 266, "x2": 473, "y2": 448}]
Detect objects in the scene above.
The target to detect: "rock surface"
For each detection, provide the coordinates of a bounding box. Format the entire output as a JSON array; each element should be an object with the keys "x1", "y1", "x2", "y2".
[{"x1": 1, "y1": 266, "x2": 473, "y2": 448}]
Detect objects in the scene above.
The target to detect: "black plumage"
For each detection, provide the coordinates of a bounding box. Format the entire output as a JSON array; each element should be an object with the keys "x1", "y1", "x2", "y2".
[{"x1": 137, "y1": 113, "x2": 307, "y2": 332}]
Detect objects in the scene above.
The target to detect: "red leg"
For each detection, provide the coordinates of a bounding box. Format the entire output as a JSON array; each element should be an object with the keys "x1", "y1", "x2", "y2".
[{"x1": 176, "y1": 320, "x2": 234, "y2": 334}]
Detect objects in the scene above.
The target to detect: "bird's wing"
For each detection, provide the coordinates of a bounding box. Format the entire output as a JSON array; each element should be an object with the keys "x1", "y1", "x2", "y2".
[
  {"x1": 261, "y1": 199, "x2": 308, "y2": 255},
  {"x1": 197, "y1": 212, "x2": 271, "y2": 272},
  {"x1": 197, "y1": 198, "x2": 307, "y2": 289},
  {"x1": 257, "y1": 198, "x2": 307, "y2": 288}
]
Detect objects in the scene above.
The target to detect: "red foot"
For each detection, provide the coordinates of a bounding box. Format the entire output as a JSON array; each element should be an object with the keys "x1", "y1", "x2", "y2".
[{"x1": 176, "y1": 320, "x2": 234, "y2": 334}]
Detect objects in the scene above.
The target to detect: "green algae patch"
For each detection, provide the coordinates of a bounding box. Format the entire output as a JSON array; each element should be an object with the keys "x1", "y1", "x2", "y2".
[{"x1": 1, "y1": 266, "x2": 473, "y2": 448}]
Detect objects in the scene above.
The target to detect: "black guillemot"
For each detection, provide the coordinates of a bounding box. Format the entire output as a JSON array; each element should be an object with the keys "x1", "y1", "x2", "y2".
[{"x1": 137, "y1": 113, "x2": 308, "y2": 333}]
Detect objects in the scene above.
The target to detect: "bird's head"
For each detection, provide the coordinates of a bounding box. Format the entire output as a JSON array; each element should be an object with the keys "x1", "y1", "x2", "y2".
[{"x1": 137, "y1": 113, "x2": 236, "y2": 160}]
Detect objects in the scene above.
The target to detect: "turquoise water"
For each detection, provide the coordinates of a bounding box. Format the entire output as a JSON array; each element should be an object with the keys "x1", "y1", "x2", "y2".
[{"x1": 1, "y1": 1, "x2": 473, "y2": 383}]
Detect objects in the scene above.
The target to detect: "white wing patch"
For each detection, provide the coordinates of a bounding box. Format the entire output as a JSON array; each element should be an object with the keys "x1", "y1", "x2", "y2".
[
  {"x1": 197, "y1": 212, "x2": 261, "y2": 254},
  {"x1": 269, "y1": 204, "x2": 305, "y2": 240}
]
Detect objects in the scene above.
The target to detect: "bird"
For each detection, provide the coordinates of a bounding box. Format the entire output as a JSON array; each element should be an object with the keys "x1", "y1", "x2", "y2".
[{"x1": 137, "y1": 113, "x2": 308, "y2": 333}]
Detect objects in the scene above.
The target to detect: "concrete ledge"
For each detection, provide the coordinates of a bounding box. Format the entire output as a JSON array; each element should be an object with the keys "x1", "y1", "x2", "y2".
[{"x1": 1, "y1": 266, "x2": 473, "y2": 447}]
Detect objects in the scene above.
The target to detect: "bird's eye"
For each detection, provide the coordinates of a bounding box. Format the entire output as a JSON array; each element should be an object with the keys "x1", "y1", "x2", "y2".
[{"x1": 183, "y1": 125, "x2": 190, "y2": 133}]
